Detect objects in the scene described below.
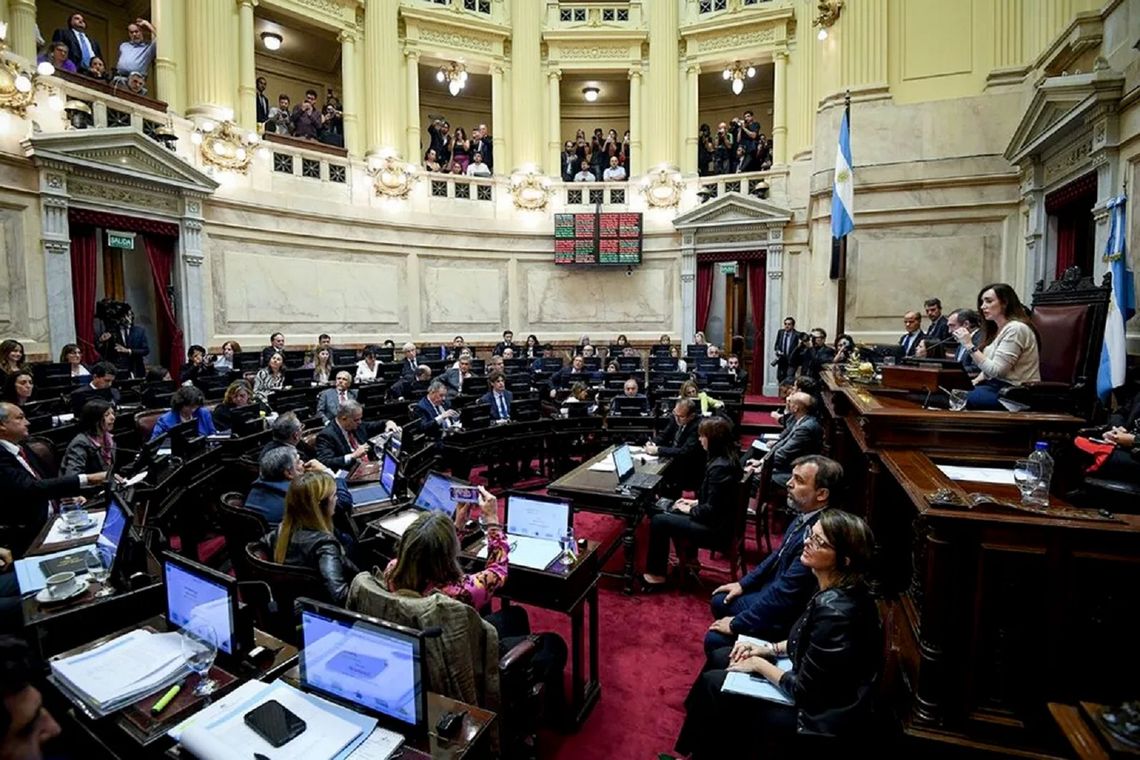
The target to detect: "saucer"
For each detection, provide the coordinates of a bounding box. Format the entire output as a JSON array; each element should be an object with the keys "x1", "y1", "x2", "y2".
[
  {"x1": 62, "y1": 516, "x2": 97, "y2": 533},
  {"x1": 36, "y1": 578, "x2": 91, "y2": 605}
]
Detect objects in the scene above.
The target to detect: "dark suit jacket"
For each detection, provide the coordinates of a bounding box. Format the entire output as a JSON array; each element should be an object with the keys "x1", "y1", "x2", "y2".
[
  {"x1": 0, "y1": 445, "x2": 84, "y2": 555},
  {"x1": 438, "y1": 368, "x2": 470, "y2": 397},
  {"x1": 52, "y1": 27, "x2": 102, "y2": 69},
  {"x1": 774, "y1": 329, "x2": 803, "y2": 358},
  {"x1": 98, "y1": 325, "x2": 149, "y2": 378},
  {"x1": 387, "y1": 378, "x2": 428, "y2": 401},
  {"x1": 550, "y1": 367, "x2": 588, "y2": 390},
  {"x1": 317, "y1": 387, "x2": 357, "y2": 423},
  {"x1": 654, "y1": 418, "x2": 704, "y2": 490},
  {"x1": 314, "y1": 419, "x2": 384, "y2": 471},
  {"x1": 731, "y1": 508, "x2": 825, "y2": 638},
  {"x1": 926, "y1": 315, "x2": 950, "y2": 345},
  {"x1": 898, "y1": 330, "x2": 926, "y2": 358},
  {"x1": 61, "y1": 434, "x2": 112, "y2": 477},
  {"x1": 415, "y1": 396, "x2": 453, "y2": 440},
  {"x1": 471, "y1": 136, "x2": 493, "y2": 171},
  {"x1": 492, "y1": 341, "x2": 515, "y2": 356},
  {"x1": 769, "y1": 414, "x2": 824, "y2": 477},
  {"x1": 951, "y1": 331, "x2": 983, "y2": 375},
  {"x1": 400, "y1": 358, "x2": 419, "y2": 381},
  {"x1": 256, "y1": 92, "x2": 270, "y2": 123},
  {"x1": 479, "y1": 390, "x2": 513, "y2": 421},
  {"x1": 69, "y1": 385, "x2": 122, "y2": 416},
  {"x1": 688, "y1": 456, "x2": 743, "y2": 537}
]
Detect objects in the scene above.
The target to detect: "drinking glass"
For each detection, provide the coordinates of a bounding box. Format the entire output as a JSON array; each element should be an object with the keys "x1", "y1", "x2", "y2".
[
  {"x1": 59, "y1": 501, "x2": 88, "y2": 534},
  {"x1": 1012, "y1": 459, "x2": 1041, "y2": 505},
  {"x1": 180, "y1": 620, "x2": 220, "y2": 695},
  {"x1": 560, "y1": 529, "x2": 578, "y2": 562},
  {"x1": 948, "y1": 390, "x2": 969, "y2": 411},
  {"x1": 84, "y1": 550, "x2": 114, "y2": 597}
]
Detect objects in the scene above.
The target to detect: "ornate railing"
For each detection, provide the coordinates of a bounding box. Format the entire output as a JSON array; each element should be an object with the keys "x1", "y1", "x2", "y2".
[{"x1": 546, "y1": 1, "x2": 643, "y2": 29}]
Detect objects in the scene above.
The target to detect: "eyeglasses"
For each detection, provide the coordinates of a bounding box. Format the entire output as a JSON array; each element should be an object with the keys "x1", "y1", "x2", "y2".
[{"x1": 804, "y1": 532, "x2": 833, "y2": 551}]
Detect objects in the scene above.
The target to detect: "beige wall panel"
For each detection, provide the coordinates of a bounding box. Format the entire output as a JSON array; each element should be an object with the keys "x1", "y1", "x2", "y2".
[
  {"x1": 420, "y1": 260, "x2": 507, "y2": 331},
  {"x1": 0, "y1": 211, "x2": 14, "y2": 323},
  {"x1": 521, "y1": 263, "x2": 672, "y2": 330},
  {"x1": 901, "y1": 0, "x2": 973, "y2": 81}
]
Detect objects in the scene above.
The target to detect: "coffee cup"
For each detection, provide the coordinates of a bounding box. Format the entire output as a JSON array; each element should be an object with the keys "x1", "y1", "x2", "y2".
[{"x1": 45, "y1": 571, "x2": 79, "y2": 599}]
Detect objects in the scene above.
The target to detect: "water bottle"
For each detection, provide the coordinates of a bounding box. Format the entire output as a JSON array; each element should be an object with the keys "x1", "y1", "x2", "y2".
[
  {"x1": 1027, "y1": 441, "x2": 1053, "y2": 507},
  {"x1": 560, "y1": 528, "x2": 578, "y2": 562}
]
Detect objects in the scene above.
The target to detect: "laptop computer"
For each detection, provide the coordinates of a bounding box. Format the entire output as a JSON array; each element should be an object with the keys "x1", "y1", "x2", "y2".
[
  {"x1": 162, "y1": 551, "x2": 253, "y2": 657},
  {"x1": 349, "y1": 449, "x2": 400, "y2": 508},
  {"x1": 297, "y1": 598, "x2": 428, "y2": 739},
  {"x1": 478, "y1": 493, "x2": 571, "y2": 571},
  {"x1": 370, "y1": 470, "x2": 470, "y2": 537},
  {"x1": 612, "y1": 395, "x2": 650, "y2": 416},
  {"x1": 613, "y1": 444, "x2": 661, "y2": 490}
]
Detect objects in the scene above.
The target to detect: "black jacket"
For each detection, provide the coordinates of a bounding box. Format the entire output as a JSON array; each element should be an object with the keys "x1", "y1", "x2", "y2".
[
  {"x1": 52, "y1": 26, "x2": 102, "y2": 69},
  {"x1": 314, "y1": 419, "x2": 385, "y2": 471},
  {"x1": 60, "y1": 434, "x2": 112, "y2": 477},
  {"x1": 69, "y1": 385, "x2": 122, "y2": 416},
  {"x1": 780, "y1": 585, "x2": 882, "y2": 738},
  {"x1": 97, "y1": 325, "x2": 149, "y2": 379},
  {"x1": 770, "y1": 415, "x2": 824, "y2": 475},
  {"x1": 654, "y1": 418, "x2": 705, "y2": 491},
  {"x1": 261, "y1": 528, "x2": 359, "y2": 605},
  {"x1": 688, "y1": 455, "x2": 742, "y2": 537},
  {"x1": 0, "y1": 445, "x2": 84, "y2": 556}
]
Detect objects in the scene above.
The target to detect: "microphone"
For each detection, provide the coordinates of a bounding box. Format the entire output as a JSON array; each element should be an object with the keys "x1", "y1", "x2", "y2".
[{"x1": 236, "y1": 579, "x2": 277, "y2": 614}]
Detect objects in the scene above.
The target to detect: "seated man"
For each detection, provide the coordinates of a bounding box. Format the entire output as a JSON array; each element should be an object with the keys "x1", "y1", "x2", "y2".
[
  {"x1": 923, "y1": 297, "x2": 950, "y2": 355},
  {"x1": 645, "y1": 398, "x2": 703, "y2": 493},
  {"x1": 480, "y1": 371, "x2": 513, "y2": 421},
  {"x1": 898, "y1": 310, "x2": 925, "y2": 358},
  {"x1": 416, "y1": 381, "x2": 461, "y2": 441},
  {"x1": 400, "y1": 342, "x2": 419, "y2": 381},
  {"x1": 317, "y1": 371, "x2": 356, "y2": 423},
  {"x1": 245, "y1": 445, "x2": 304, "y2": 525},
  {"x1": 726, "y1": 353, "x2": 747, "y2": 390},
  {"x1": 747, "y1": 392, "x2": 822, "y2": 487},
  {"x1": 919, "y1": 307, "x2": 982, "y2": 375},
  {"x1": 609, "y1": 378, "x2": 647, "y2": 415},
  {"x1": 705, "y1": 455, "x2": 842, "y2": 665},
  {"x1": 315, "y1": 400, "x2": 393, "y2": 472},
  {"x1": 438, "y1": 356, "x2": 472, "y2": 399},
  {"x1": 706, "y1": 345, "x2": 728, "y2": 369},
  {"x1": 548, "y1": 355, "x2": 589, "y2": 398},
  {"x1": 260, "y1": 332, "x2": 286, "y2": 367},
  {"x1": 261, "y1": 411, "x2": 303, "y2": 456},
  {"x1": 493, "y1": 330, "x2": 514, "y2": 356},
  {"x1": 69, "y1": 362, "x2": 121, "y2": 416},
  {"x1": 388, "y1": 365, "x2": 432, "y2": 401}
]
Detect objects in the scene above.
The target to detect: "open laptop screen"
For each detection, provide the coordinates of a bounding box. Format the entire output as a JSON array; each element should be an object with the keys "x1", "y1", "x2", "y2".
[
  {"x1": 299, "y1": 600, "x2": 427, "y2": 733},
  {"x1": 379, "y1": 450, "x2": 397, "y2": 496},
  {"x1": 163, "y1": 553, "x2": 239, "y2": 655},
  {"x1": 413, "y1": 471, "x2": 465, "y2": 517},
  {"x1": 612, "y1": 444, "x2": 635, "y2": 481},
  {"x1": 505, "y1": 494, "x2": 571, "y2": 542}
]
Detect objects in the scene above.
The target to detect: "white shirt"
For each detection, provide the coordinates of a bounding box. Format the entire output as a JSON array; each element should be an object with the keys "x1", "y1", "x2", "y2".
[
  {"x1": 0, "y1": 439, "x2": 90, "y2": 486},
  {"x1": 466, "y1": 162, "x2": 491, "y2": 177},
  {"x1": 355, "y1": 359, "x2": 378, "y2": 382},
  {"x1": 603, "y1": 166, "x2": 627, "y2": 181},
  {"x1": 574, "y1": 170, "x2": 595, "y2": 182}
]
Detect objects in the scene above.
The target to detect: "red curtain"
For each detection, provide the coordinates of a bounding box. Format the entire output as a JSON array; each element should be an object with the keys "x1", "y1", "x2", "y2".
[
  {"x1": 69, "y1": 228, "x2": 99, "y2": 364},
  {"x1": 143, "y1": 235, "x2": 184, "y2": 379},
  {"x1": 1055, "y1": 218, "x2": 1077, "y2": 277},
  {"x1": 747, "y1": 261, "x2": 767, "y2": 395},
  {"x1": 696, "y1": 262, "x2": 714, "y2": 334}
]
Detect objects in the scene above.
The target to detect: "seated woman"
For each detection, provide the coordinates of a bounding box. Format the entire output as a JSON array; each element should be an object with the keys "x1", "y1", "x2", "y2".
[
  {"x1": 644, "y1": 417, "x2": 741, "y2": 587},
  {"x1": 150, "y1": 386, "x2": 217, "y2": 440},
  {"x1": 213, "y1": 340, "x2": 240, "y2": 371},
  {"x1": 62, "y1": 399, "x2": 116, "y2": 476},
  {"x1": 253, "y1": 351, "x2": 286, "y2": 402},
  {"x1": 524, "y1": 334, "x2": 541, "y2": 359},
  {"x1": 178, "y1": 344, "x2": 215, "y2": 385},
  {"x1": 0, "y1": 339, "x2": 26, "y2": 386},
  {"x1": 1090, "y1": 423, "x2": 1140, "y2": 482},
  {"x1": 60, "y1": 344, "x2": 90, "y2": 381},
  {"x1": 674, "y1": 510, "x2": 882, "y2": 759},
  {"x1": 680, "y1": 379, "x2": 723, "y2": 416},
  {"x1": 378, "y1": 490, "x2": 568, "y2": 720},
  {"x1": 0, "y1": 371, "x2": 33, "y2": 408},
  {"x1": 212, "y1": 380, "x2": 258, "y2": 431},
  {"x1": 261, "y1": 471, "x2": 359, "y2": 604},
  {"x1": 670, "y1": 345, "x2": 688, "y2": 373},
  {"x1": 310, "y1": 347, "x2": 334, "y2": 385},
  {"x1": 561, "y1": 381, "x2": 597, "y2": 415},
  {"x1": 958, "y1": 283, "x2": 1040, "y2": 411},
  {"x1": 355, "y1": 348, "x2": 379, "y2": 383}
]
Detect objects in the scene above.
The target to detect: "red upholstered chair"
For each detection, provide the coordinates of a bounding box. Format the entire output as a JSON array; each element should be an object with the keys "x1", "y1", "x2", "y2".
[
  {"x1": 133, "y1": 408, "x2": 167, "y2": 442},
  {"x1": 999, "y1": 267, "x2": 1111, "y2": 419}
]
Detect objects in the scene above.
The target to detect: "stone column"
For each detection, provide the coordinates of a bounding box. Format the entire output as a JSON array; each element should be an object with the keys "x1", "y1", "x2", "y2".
[
  {"x1": 364, "y1": 0, "x2": 401, "y2": 155},
  {"x1": 772, "y1": 50, "x2": 788, "y2": 165},
  {"x1": 547, "y1": 68, "x2": 561, "y2": 176},
  {"x1": 838, "y1": 0, "x2": 888, "y2": 95},
  {"x1": 404, "y1": 48, "x2": 420, "y2": 162},
  {"x1": 628, "y1": 66, "x2": 642, "y2": 175},
  {"x1": 153, "y1": 0, "x2": 183, "y2": 112},
  {"x1": 680, "y1": 63, "x2": 700, "y2": 174},
  {"x1": 491, "y1": 64, "x2": 506, "y2": 171},
  {"x1": 511, "y1": 0, "x2": 543, "y2": 169},
  {"x1": 185, "y1": 0, "x2": 238, "y2": 119},
  {"x1": 7, "y1": 0, "x2": 37, "y2": 60},
  {"x1": 1020, "y1": 165, "x2": 1048, "y2": 293},
  {"x1": 340, "y1": 30, "x2": 360, "y2": 155},
  {"x1": 236, "y1": 0, "x2": 257, "y2": 130},
  {"x1": 178, "y1": 196, "x2": 208, "y2": 349},
  {"x1": 646, "y1": 0, "x2": 679, "y2": 168},
  {"x1": 680, "y1": 234, "x2": 696, "y2": 345},
  {"x1": 39, "y1": 170, "x2": 74, "y2": 355},
  {"x1": 763, "y1": 235, "x2": 785, "y2": 396}
]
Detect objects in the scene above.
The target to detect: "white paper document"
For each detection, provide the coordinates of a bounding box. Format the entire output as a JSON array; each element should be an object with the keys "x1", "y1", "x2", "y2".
[
  {"x1": 376, "y1": 510, "x2": 421, "y2": 537},
  {"x1": 936, "y1": 464, "x2": 1015, "y2": 485},
  {"x1": 168, "y1": 680, "x2": 272, "y2": 741},
  {"x1": 345, "y1": 727, "x2": 404, "y2": 759},
  {"x1": 478, "y1": 536, "x2": 563, "y2": 570},
  {"x1": 43, "y1": 510, "x2": 106, "y2": 546},
  {"x1": 51, "y1": 630, "x2": 189, "y2": 713},
  {"x1": 122, "y1": 469, "x2": 149, "y2": 487},
  {"x1": 587, "y1": 460, "x2": 616, "y2": 472}
]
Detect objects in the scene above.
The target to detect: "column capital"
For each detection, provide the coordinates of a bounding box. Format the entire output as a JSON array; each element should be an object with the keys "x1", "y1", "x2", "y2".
[
  {"x1": 338, "y1": 29, "x2": 357, "y2": 44},
  {"x1": 490, "y1": 63, "x2": 505, "y2": 76},
  {"x1": 548, "y1": 68, "x2": 561, "y2": 81},
  {"x1": 628, "y1": 65, "x2": 642, "y2": 81},
  {"x1": 686, "y1": 62, "x2": 701, "y2": 76},
  {"x1": 236, "y1": 0, "x2": 258, "y2": 9},
  {"x1": 774, "y1": 49, "x2": 788, "y2": 63},
  {"x1": 403, "y1": 46, "x2": 419, "y2": 61}
]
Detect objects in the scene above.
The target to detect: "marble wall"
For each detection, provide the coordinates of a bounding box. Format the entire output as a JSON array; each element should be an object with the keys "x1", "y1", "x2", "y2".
[{"x1": 0, "y1": 184, "x2": 49, "y2": 357}]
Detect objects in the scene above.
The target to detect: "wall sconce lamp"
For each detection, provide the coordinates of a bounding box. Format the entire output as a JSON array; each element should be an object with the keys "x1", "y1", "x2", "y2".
[
  {"x1": 0, "y1": 21, "x2": 56, "y2": 117},
  {"x1": 814, "y1": 0, "x2": 843, "y2": 40}
]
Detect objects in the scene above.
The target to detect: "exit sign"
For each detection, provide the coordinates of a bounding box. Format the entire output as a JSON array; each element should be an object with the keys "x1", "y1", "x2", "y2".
[
  {"x1": 718, "y1": 261, "x2": 738, "y2": 276},
  {"x1": 107, "y1": 230, "x2": 136, "y2": 250}
]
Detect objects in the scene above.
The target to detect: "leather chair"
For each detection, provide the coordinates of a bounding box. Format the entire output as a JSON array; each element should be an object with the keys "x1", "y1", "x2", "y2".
[
  {"x1": 749, "y1": 456, "x2": 782, "y2": 555},
  {"x1": 998, "y1": 266, "x2": 1111, "y2": 419},
  {"x1": 134, "y1": 408, "x2": 167, "y2": 442},
  {"x1": 25, "y1": 435, "x2": 59, "y2": 477},
  {"x1": 216, "y1": 492, "x2": 269, "y2": 580},
  {"x1": 702, "y1": 471, "x2": 751, "y2": 581},
  {"x1": 243, "y1": 541, "x2": 331, "y2": 643}
]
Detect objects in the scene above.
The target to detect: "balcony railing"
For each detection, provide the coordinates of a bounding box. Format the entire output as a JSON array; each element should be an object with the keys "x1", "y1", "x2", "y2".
[
  {"x1": 425, "y1": 172, "x2": 495, "y2": 203},
  {"x1": 43, "y1": 70, "x2": 170, "y2": 140},
  {"x1": 695, "y1": 170, "x2": 782, "y2": 202},
  {"x1": 687, "y1": 0, "x2": 772, "y2": 22},
  {"x1": 546, "y1": 1, "x2": 643, "y2": 29},
  {"x1": 416, "y1": 0, "x2": 498, "y2": 19}
]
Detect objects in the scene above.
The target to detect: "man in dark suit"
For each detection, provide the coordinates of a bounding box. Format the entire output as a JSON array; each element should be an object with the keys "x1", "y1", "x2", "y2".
[
  {"x1": 480, "y1": 371, "x2": 513, "y2": 421},
  {"x1": 645, "y1": 398, "x2": 704, "y2": 492},
  {"x1": 705, "y1": 455, "x2": 842, "y2": 664},
  {"x1": 438, "y1": 357, "x2": 472, "y2": 399},
  {"x1": 800, "y1": 328, "x2": 834, "y2": 381},
  {"x1": 471, "y1": 124, "x2": 494, "y2": 173},
  {"x1": 920, "y1": 307, "x2": 981, "y2": 375},
  {"x1": 726, "y1": 354, "x2": 748, "y2": 391},
  {"x1": 52, "y1": 12, "x2": 102, "y2": 71},
  {"x1": 260, "y1": 332, "x2": 286, "y2": 367},
  {"x1": 255, "y1": 76, "x2": 270, "y2": 124},
  {"x1": 773, "y1": 317, "x2": 803, "y2": 385},
  {"x1": 317, "y1": 371, "x2": 357, "y2": 423},
  {"x1": 923, "y1": 298, "x2": 950, "y2": 356},
  {"x1": 314, "y1": 399, "x2": 393, "y2": 472},
  {"x1": 97, "y1": 308, "x2": 149, "y2": 379},
  {"x1": 492, "y1": 330, "x2": 515, "y2": 356},
  {"x1": 898, "y1": 310, "x2": 925, "y2": 358},
  {"x1": 387, "y1": 365, "x2": 431, "y2": 401},
  {"x1": 608, "y1": 378, "x2": 647, "y2": 416},
  {"x1": 415, "y1": 382, "x2": 460, "y2": 441},
  {"x1": 748, "y1": 392, "x2": 823, "y2": 487},
  {"x1": 400, "y1": 342, "x2": 420, "y2": 382},
  {"x1": 548, "y1": 355, "x2": 588, "y2": 397},
  {"x1": 69, "y1": 363, "x2": 121, "y2": 416},
  {"x1": 0, "y1": 402, "x2": 107, "y2": 556}
]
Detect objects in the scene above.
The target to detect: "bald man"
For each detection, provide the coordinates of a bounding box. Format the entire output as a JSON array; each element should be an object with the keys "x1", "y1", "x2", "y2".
[{"x1": 898, "y1": 310, "x2": 925, "y2": 358}]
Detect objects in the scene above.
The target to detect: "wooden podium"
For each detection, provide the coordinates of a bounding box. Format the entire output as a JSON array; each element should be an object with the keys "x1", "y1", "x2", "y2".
[{"x1": 881, "y1": 362, "x2": 972, "y2": 392}]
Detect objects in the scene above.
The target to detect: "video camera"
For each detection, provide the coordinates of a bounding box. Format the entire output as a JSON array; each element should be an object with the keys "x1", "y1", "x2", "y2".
[{"x1": 95, "y1": 298, "x2": 132, "y2": 331}]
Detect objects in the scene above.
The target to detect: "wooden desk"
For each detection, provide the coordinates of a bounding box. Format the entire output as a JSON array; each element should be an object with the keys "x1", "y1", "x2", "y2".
[
  {"x1": 876, "y1": 449, "x2": 1140, "y2": 757},
  {"x1": 1048, "y1": 702, "x2": 1140, "y2": 760},
  {"x1": 548, "y1": 445, "x2": 670, "y2": 594}
]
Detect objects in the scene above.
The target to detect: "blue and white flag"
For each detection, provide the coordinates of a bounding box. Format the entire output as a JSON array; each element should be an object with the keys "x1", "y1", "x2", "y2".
[
  {"x1": 831, "y1": 109, "x2": 854, "y2": 239},
  {"x1": 1097, "y1": 194, "x2": 1135, "y2": 400}
]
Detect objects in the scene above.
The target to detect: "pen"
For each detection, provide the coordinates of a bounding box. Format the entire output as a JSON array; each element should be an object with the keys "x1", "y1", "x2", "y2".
[{"x1": 151, "y1": 683, "x2": 181, "y2": 715}]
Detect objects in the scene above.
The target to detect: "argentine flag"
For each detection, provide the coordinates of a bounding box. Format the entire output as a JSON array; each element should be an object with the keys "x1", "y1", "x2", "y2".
[
  {"x1": 831, "y1": 110, "x2": 854, "y2": 239},
  {"x1": 1097, "y1": 195, "x2": 1135, "y2": 400}
]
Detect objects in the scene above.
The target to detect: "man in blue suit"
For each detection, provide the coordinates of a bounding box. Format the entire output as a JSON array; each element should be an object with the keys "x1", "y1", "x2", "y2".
[
  {"x1": 416, "y1": 381, "x2": 470, "y2": 478},
  {"x1": 703, "y1": 455, "x2": 844, "y2": 669},
  {"x1": 97, "y1": 306, "x2": 150, "y2": 379},
  {"x1": 479, "y1": 371, "x2": 513, "y2": 421}
]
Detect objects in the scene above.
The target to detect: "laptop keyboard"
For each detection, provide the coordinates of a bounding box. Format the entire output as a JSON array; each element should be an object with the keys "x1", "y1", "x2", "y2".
[{"x1": 623, "y1": 472, "x2": 660, "y2": 490}]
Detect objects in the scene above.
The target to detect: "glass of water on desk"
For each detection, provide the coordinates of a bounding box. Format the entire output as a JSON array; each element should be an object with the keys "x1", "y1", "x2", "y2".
[
  {"x1": 59, "y1": 500, "x2": 89, "y2": 534},
  {"x1": 84, "y1": 550, "x2": 114, "y2": 597},
  {"x1": 948, "y1": 389, "x2": 969, "y2": 411},
  {"x1": 181, "y1": 620, "x2": 220, "y2": 695},
  {"x1": 1012, "y1": 459, "x2": 1041, "y2": 505}
]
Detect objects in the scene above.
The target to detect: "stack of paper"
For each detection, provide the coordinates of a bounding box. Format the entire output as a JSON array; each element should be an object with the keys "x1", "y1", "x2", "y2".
[
  {"x1": 588, "y1": 460, "x2": 616, "y2": 472},
  {"x1": 720, "y1": 635, "x2": 795, "y2": 705},
  {"x1": 51, "y1": 630, "x2": 190, "y2": 716}
]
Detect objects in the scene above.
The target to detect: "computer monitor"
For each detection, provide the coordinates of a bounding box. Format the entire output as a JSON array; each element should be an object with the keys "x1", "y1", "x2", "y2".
[
  {"x1": 375, "y1": 346, "x2": 395, "y2": 363},
  {"x1": 349, "y1": 450, "x2": 399, "y2": 508},
  {"x1": 281, "y1": 349, "x2": 307, "y2": 368},
  {"x1": 233, "y1": 351, "x2": 262, "y2": 371},
  {"x1": 162, "y1": 551, "x2": 248, "y2": 656},
  {"x1": 540, "y1": 357, "x2": 563, "y2": 372},
  {"x1": 694, "y1": 357, "x2": 721, "y2": 374},
  {"x1": 412, "y1": 470, "x2": 469, "y2": 518},
  {"x1": 284, "y1": 367, "x2": 313, "y2": 388},
  {"x1": 502, "y1": 358, "x2": 528, "y2": 373},
  {"x1": 297, "y1": 598, "x2": 428, "y2": 736},
  {"x1": 617, "y1": 356, "x2": 642, "y2": 371},
  {"x1": 613, "y1": 396, "x2": 649, "y2": 416},
  {"x1": 612, "y1": 443, "x2": 636, "y2": 482},
  {"x1": 91, "y1": 497, "x2": 131, "y2": 582},
  {"x1": 512, "y1": 398, "x2": 541, "y2": 421},
  {"x1": 332, "y1": 348, "x2": 358, "y2": 366},
  {"x1": 505, "y1": 493, "x2": 572, "y2": 542}
]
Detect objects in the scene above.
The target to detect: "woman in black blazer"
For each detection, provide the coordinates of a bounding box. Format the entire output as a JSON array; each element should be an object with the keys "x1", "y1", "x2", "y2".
[
  {"x1": 643, "y1": 416, "x2": 741, "y2": 587},
  {"x1": 674, "y1": 509, "x2": 882, "y2": 758},
  {"x1": 61, "y1": 399, "x2": 117, "y2": 476}
]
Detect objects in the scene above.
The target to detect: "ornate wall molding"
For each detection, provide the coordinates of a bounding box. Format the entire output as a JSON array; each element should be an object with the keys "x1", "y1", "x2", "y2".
[
  {"x1": 418, "y1": 26, "x2": 496, "y2": 53},
  {"x1": 67, "y1": 179, "x2": 181, "y2": 214}
]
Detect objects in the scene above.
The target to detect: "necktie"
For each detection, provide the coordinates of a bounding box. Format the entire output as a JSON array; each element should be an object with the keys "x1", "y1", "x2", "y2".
[
  {"x1": 347, "y1": 428, "x2": 371, "y2": 462},
  {"x1": 498, "y1": 394, "x2": 508, "y2": 419},
  {"x1": 76, "y1": 31, "x2": 94, "y2": 66},
  {"x1": 339, "y1": 390, "x2": 347, "y2": 404},
  {"x1": 672, "y1": 423, "x2": 684, "y2": 447},
  {"x1": 904, "y1": 334, "x2": 914, "y2": 355},
  {"x1": 777, "y1": 513, "x2": 807, "y2": 559}
]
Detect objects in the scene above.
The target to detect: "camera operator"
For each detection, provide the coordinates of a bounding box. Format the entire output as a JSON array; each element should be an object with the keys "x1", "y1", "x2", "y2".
[
  {"x1": 800, "y1": 328, "x2": 835, "y2": 381},
  {"x1": 290, "y1": 89, "x2": 323, "y2": 140},
  {"x1": 697, "y1": 123, "x2": 715, "y2": 176},
  {"x1": 96, "y1": 300, "x2": 149, "y2": 379},
  {"x1": 319, "y1": 90, "x2": 343, "y2": 148},
  {"x1": 714, "y1": 121, "x2": 734, "y2": 175}
]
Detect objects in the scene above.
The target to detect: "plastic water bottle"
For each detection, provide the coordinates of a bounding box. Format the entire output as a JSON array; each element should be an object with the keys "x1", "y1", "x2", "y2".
[
  {"x1": 1027, "y1": 441, "x2": 1053, "y2": 507},
  {"x1": 560, "y1": 528, "x2": 578, "y2": 562}
]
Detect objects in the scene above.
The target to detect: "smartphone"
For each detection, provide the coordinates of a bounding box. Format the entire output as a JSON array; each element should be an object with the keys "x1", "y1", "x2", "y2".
[
  {"x1": 450, "y1": 485, "x2": 480, "y2": 502},
  {"x1": 243, "y1": 699, "x2": 307, "y2": 748}
]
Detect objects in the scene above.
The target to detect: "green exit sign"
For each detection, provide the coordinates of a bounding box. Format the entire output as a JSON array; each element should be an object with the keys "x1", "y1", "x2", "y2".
[
  {"x1": 107, "y1": 230, "x2": 135, "y2": 250},
  {"x1": 718, "y1": 261, "x2": 738, "y2": 276}
]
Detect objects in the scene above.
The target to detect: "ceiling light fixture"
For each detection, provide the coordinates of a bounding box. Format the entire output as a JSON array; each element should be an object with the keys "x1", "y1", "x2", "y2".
[
  {"x1": 437, "y1": 62, "x2": 468, "y2": 97},
  {"x1": 722, "y1": 62, "x2": 755, "y2": 96},
  {"x1": 582, "y1": 86, "x2": 600, "y2": 103},
  {"x1": 813, "y1": 1, "x2": 843, "y2": 41},
  {"x1": 260, "y1": 32, "x2": 283, "y2": 51}
]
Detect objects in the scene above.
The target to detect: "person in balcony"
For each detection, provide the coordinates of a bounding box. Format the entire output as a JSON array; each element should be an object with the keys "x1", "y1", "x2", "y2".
[
  {"x1": 84, "y1": 55, "x2": 109, "y2": 83},
  {"x1": 574, "y1": 160, "x2": 596, "y2": 183},
  {"x1": 465, "y1": 152, "x2": 491, "y2": 178},
  {"x1": 112, "y1": 71, "x2": 147, "y2": 96},
  {"x1": 51, "y1": 12, "x2": 100, "y2": 71},
  {"x1": 450, "y1": 127, "x2": 471, "y2": 174},
  {"x1": 730, "y1": 144, "x2": 752, "y2": 173},
  {"x1": 114, "y1": 18, "x2": 156, "y2": 80},
  {"x1": 38, "y1": 41, "x2": 77, "y2": 74},
  {"x1": 291, "y1": 89, "x2": 323, "y2": 140},
  {"x1": 267, "y1": 94, "x2": 292, "y2": 135},
  {"x1": 603, "y1": 155, "x2": 627, "y2": 182}
]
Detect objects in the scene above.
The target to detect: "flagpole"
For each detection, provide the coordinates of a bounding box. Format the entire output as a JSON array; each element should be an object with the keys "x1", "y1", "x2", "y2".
[{"x1": 835, "y1": 90, "x2": 851, "y2": 339}]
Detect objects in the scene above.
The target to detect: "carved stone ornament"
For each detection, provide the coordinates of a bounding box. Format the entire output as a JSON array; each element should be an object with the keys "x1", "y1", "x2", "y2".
[
  {"x1": 695, "y1": 27, "x2": 776, "y2": 54},
  {"x1": 640, "y1": 166, "x2": 684, "y2": 208},
  {"x1": 67, "y1": 178, "x2": 180, "y2": 213},
  {"x1": 557, "y1": 44, "x2": 632, "y2": 60},
  {"x1": 368, "y1": 154, "x2": 419, "y2": 199},
  {"x1": 509, "y1": 168, "x2": 553, "y2": 210},
  {"x1": 418, "y1": 26, "x2": 495, "y2": 54},
  {"x1": 196, "y1": 120, "x2": 257, "y2": 174}
]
